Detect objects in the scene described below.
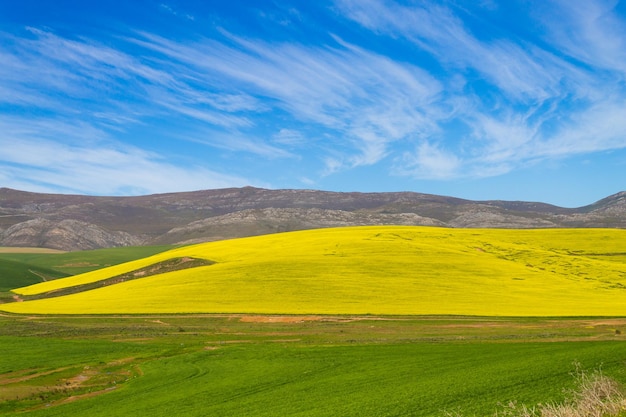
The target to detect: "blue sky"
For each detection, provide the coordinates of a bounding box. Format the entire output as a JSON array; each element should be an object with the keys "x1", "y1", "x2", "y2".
[{"x1": 1, "y1": 0, "x2": 626, "y2": 207}]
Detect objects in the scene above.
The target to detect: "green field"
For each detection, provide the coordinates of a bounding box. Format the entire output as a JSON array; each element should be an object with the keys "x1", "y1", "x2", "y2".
[{"x1": 1, "y1": 314, "x2": 626, "y2": 416}]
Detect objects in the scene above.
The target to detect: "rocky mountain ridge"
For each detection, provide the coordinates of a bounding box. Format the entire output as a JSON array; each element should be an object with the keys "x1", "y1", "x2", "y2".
[{"x1": 1, "y1": 187, "x2": 625, "y2": 251}]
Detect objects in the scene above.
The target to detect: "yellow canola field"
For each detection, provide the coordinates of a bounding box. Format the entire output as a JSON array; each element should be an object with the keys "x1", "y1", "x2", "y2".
[{"x1": 3, "y1": 226, "x2": 626, "y2": 316}]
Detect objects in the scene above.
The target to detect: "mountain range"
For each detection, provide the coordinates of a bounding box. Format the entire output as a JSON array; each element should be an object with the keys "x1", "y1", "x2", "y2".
[{"x1": 1, "y1": 187, "x2": 625, "y2": 251}]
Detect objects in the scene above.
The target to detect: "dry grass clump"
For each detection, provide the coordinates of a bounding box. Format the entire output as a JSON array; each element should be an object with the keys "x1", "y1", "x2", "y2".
[
  {"x1": 539, "y1": 369, "x2": 626, "y2": 417},
  {"x1": 448, "y1": 367, "x2": 626, "y2": 417}
]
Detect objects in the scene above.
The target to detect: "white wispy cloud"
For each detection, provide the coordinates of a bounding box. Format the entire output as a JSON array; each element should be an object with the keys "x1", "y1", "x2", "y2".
[
  {"x1": 131, "y1": 30, "x2": 444, "y2": 172},
  {"x1": 538, "y1": 0, "x2": 626, "y2": 73},
  {"x1": 396, "y1": 142, "x2": 461, "y2": 180},
  {"x1": 185, "y1": 130, "x2": 295, "y2": 159},
  {"x1": 335, "y1": 0, "x2": 626, "y2": 180},
  {"x1": 0, "y1": 117, "x2": 255, "y2": 195},
  {"x1": 533, "y1": 97, "x2": 626, "y2": 157},
  {"x1": 0, "y1": 16, "x2": 459, "y2": 184},
  {"x1": 272, "y1": 129, "x2": 307, "y2": 146},
  {"x1": 159, "y1": 3, "x2": 195, "y2": 21},
  {"x1": 0, "y1": 27, "x2": 284, "y2": 157},
  {"x1": 334, "y1": 0, "x2": 567, "y2": 101}
]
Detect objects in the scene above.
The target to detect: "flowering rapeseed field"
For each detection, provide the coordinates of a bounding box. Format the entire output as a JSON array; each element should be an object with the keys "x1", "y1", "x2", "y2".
[{"x1": 3, "y1": 226, "x2": 626, "y2": 316}]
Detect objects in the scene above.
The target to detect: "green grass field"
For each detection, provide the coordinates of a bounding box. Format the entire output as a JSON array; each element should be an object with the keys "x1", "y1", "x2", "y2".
[
  {"x1": 3, "y1": 226, "x2": 626, "y2": 316},
  {"x1": 1, "y1": 314, "x2": 626, "y2": 416}
]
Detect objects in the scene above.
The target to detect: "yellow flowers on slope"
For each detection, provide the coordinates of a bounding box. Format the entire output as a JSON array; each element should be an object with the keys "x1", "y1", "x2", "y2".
[{"x1": 3, "y1": 226, "x2": 626, "y2": 316}]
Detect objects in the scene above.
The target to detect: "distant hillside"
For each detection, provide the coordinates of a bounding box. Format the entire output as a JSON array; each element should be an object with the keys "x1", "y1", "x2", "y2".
[
  {"x1": 0, "y1": 187, "x2": 625, "y2": 251},
  {"x1": 4, "y1": 226, "x2": 626, "y2": 316}
]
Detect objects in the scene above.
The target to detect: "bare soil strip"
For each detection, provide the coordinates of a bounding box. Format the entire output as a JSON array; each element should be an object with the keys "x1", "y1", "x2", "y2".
[
  {"x1": 240, "y1": 315, "x2": 325, "y2": 323},
  {"x1": 28, "y1": 269, "x2": 50, "y2": 282},
  {"x1": 0, "y1": 367, "x2": 73, "y2": 386},
  {"x1": 0, "y1": 247, "x2": 66, "y2": 254},
  {"x1": 2, "y1": 358, "x2": 142, "y2": 412}
]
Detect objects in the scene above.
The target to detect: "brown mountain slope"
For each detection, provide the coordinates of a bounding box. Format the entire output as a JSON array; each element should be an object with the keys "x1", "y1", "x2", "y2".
[{"x1": 0, "y1": 187, "x2": 624, "y2": 250}]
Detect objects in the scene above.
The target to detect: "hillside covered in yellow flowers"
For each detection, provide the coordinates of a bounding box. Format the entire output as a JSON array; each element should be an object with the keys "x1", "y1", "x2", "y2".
[{"x1": 3, "y1": 226, "x2": 626, "y2": 316}]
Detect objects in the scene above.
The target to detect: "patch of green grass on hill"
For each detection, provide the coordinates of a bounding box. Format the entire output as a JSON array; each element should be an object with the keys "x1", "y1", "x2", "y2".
[
  {"x1": 0, "y1": 259, "x2": 68, "y2": 295},
  {"x1": 0, "y1": 245, "x2": 176, "y2": 275}
]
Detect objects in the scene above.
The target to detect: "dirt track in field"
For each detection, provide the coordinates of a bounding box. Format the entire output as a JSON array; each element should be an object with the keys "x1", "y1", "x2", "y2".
[{"x1": 0, "y1": 247, "x2": 66, "y2": 254}]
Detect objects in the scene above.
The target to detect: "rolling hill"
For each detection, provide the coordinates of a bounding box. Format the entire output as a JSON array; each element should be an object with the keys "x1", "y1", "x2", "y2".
[
  {"x1": 1, "y1": 187, "x2": 625, "y2": 251},
  {"x1": 3, "y1": 225, "x2": 626, "y2": 316}
]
